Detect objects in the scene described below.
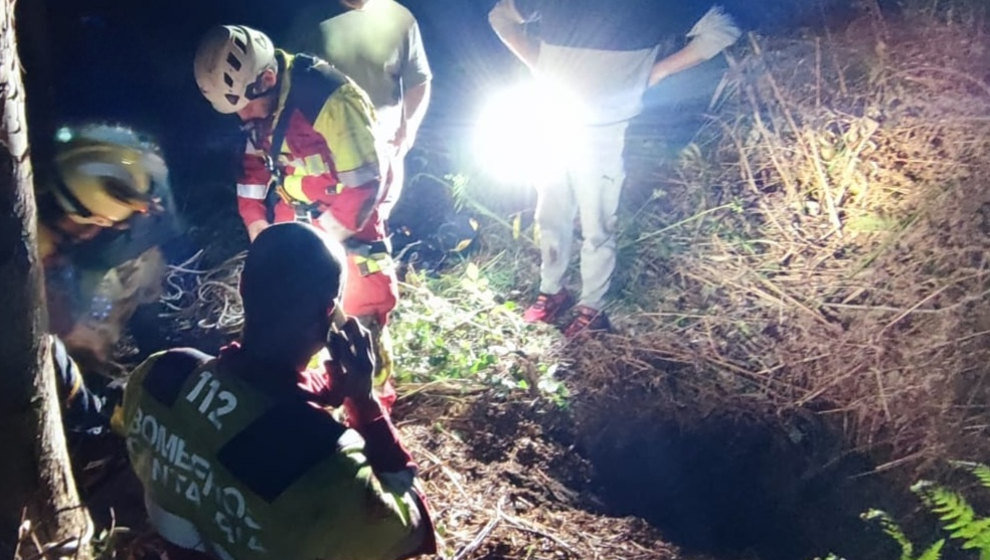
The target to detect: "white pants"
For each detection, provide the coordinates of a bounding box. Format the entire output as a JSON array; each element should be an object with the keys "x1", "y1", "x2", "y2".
[{"x1": 535, "y1": 121, "x2": 628, "y2": 310}]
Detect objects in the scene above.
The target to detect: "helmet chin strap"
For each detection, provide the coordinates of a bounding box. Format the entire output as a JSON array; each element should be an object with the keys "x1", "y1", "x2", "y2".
[
  {"x1": 51, "y1": 174, "x2": 156, "y2": 230},
  {"x1": 45, "y1": 208, "x2": 108, "y2": 248},
  {"x1": 245, "y1": 84, "x2": 278, "y2": 102},
  {"x1": 50, "y1": 180, "x2": 112, "y2": 228},
  {"x1": 239, "y1": 75, "x2": 279, "y2": 120},
  {"x1": 245, "y1": 66, "x2": 279, "y2": 102}
]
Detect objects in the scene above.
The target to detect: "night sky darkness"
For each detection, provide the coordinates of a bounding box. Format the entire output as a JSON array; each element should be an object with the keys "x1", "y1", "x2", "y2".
[
  {"x1": 30, "y1": 0, "x2": 513, "y2": 122},
  {"x1": 21, "y1": 1, "x2": 515, "y2": 193},
  {"x1": 19, "y1": 0, "x2": 840, "y2": 217}
]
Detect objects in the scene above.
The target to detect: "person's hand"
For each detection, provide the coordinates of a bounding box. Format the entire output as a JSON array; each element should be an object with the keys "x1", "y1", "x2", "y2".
[
  {"x1": 314, "y1": 212, "x2": 353, "y2": 243},
  {"x1": 324, "y1": 317, "x2": 376, "y2": 406},
  {"x1": 647, "y1": 67, "x2": 669, "y2": 88},
  {"x1": 388, "y1": 120, "x2": 409, "y2": 158}
]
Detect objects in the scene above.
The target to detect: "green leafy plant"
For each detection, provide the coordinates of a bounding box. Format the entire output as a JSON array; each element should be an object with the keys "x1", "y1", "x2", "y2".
[
  {"x1": 391, "y1": 258, "x2": 566, "y2": 405},
  {"x1": 861, "y1": 509, "x2": 945, "y2": 560},
  {"x1": 910, "y1": 462, "x2": 990, "y2": 558},
  {"x1": 852, "y1": 461, "x2": 990, "y2": 560}
]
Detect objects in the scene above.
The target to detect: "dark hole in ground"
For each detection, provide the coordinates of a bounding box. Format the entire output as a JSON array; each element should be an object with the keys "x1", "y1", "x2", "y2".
[{"x1": 581, "y1": 415, "x2": 899, "y2": 560}]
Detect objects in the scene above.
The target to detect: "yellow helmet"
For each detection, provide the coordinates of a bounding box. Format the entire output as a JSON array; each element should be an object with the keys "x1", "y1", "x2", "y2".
[{"x1": 52, "y1": 126, "x2": 165, "y2": 227}]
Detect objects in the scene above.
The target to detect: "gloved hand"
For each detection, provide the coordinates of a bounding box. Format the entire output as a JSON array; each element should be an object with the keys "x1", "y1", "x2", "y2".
[
  {"x1": 263, "y1": 174, "x2": 283, "y2": 224},
  {"x1": 324, "y1": 317, "x2": 381, "y2": 425}
]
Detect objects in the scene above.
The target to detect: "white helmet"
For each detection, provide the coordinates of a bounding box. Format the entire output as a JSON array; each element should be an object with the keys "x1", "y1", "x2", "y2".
[{"x1": 194, "y1": 25, "x2": 276, "y2": 114}]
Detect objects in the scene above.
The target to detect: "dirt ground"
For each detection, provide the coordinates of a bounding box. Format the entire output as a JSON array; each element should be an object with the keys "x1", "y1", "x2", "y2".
[
  {"x1": 75, "y1": 346, "x2": 907, "y2": 560},
  {"x1": 76, "y1": 378, "x2": 695, "y2": 560}
]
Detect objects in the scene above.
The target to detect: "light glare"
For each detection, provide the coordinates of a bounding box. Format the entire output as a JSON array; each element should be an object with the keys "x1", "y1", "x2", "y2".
[{"x1": 474, "y1": 81, "x2": 588, "y2": 185}]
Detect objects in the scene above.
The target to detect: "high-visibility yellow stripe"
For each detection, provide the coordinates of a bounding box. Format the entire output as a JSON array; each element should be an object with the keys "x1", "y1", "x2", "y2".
[{"x1": 352, "y1": 253, "x2": 392, "y2": 276}]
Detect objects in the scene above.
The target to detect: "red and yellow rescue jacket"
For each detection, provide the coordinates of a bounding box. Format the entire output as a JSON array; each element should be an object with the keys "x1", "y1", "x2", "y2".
[{"x1": 237, "y1": 51, "x2": 385, "y2": 243}]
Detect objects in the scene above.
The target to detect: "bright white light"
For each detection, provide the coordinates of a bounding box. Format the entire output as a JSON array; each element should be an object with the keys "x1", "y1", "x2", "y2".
[{"x1": 474, "y1": 81, "x2": 588, "y2": 185}]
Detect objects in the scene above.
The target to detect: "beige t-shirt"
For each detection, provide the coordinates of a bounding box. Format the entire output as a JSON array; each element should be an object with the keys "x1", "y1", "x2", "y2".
[{"x1": 289, "y1": 0, "x2": 432, "y2": 137}]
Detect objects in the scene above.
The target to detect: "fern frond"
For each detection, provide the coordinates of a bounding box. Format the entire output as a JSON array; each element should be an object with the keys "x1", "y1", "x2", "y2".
[
  {"x1": 917, "y1": 539, "x2": 945, "y2": 560},
  {"x1": 913, "y1": 481, "x2": 975, "y2": 523},
  {"x1": 863, "y1": 509, "x2": 914, "y2": 560},
  {"x1": 914, "y1": 478, "x2": 990, "y2": 555},
  {"x1": 953, "y1": 517, "x2": 990, "y2": 546},
  {"x1": 444, "y1": 173, "x2": 470, "y2": 212}
]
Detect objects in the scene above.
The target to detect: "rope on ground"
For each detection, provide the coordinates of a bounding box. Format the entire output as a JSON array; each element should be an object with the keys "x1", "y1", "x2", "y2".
[{"x1": 159, "y1": 250, "x2": 247, "y2": 333}]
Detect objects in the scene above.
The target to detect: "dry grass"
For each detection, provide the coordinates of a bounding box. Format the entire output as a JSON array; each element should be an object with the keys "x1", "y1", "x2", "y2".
[{"x1": 586, "y1": 9, "x2": 990, "y2": 476}]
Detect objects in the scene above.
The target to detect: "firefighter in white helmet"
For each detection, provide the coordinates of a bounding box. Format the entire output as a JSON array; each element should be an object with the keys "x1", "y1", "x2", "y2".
[{"x1": 194, "y1": 25, "x2": 401, "y2": 411}]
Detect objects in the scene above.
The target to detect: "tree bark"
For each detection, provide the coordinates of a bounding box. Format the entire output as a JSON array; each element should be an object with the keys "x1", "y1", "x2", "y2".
[{"x1": 0, "y1": 0, "x2": 92, "y2": 556}]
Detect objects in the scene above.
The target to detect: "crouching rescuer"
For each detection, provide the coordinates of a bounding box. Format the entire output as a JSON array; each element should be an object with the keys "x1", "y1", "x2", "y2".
[
  {"x1": 118, "y1": 223, "x2": 437, "y2": 560},
  {"x1": 193, "y1": 25, "x2": 400, "y2": 409},
  {"x1": 38, "y1": 123, "x2": 178, "y2": 433}
]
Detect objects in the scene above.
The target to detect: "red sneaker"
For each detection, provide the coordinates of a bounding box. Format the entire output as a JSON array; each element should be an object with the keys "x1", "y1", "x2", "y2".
[
  {"x1": 563, "y1": 305, "x2": 612, "y2": 338},
  {"x1": 522, "y1": 289, "x2": 573, "y2": 324}
]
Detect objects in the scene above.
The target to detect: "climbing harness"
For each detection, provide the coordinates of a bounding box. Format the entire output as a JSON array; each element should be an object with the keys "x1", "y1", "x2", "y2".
[{"x1": 345, "y1": 238, "x2": 393, "y2": 277}]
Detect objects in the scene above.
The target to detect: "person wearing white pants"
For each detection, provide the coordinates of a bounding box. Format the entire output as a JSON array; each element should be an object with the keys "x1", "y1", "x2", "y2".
[
  {"x1": 535, "y1": 121, "x2": 628, "y2": 319},
  {"x1": 490, "y1": 0, "x2": 741, "y2": 337}
]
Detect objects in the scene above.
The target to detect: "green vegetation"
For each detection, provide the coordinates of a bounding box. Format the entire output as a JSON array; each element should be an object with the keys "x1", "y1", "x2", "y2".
[
  {"x1": 862, "y1": 509, "x2": 946, "y2": 560},
  {"x1": 390, "y1": 259, "x2": 568, "y2": 405},
  {"x1": 826, "y1": 462, "x2": 990, "y2": 560}
]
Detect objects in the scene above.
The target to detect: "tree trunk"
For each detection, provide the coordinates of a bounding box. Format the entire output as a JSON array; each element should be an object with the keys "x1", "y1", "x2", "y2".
[{"x1": 0, "y1": 0, "x2": 93, "y2": 557}]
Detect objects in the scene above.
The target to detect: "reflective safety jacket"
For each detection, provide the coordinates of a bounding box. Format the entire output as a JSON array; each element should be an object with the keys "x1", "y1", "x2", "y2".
[
  {"x1": 120, "y1": 346, "x2": 436, "y2": 560},
  {"x1": 237, "y1": 50, "x2": 385, "y2": 243}
]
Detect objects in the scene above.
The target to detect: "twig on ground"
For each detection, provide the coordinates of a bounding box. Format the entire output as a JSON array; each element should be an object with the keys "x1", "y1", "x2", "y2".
[
  {"x1": 452, "y1": 503, "x2": 503, "y2": 560},
  {"x1": 500, "y1": 511, "x2": 577, "y2": 555}
]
